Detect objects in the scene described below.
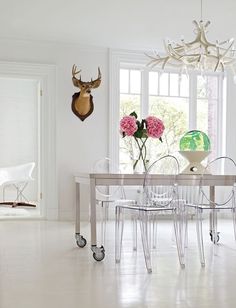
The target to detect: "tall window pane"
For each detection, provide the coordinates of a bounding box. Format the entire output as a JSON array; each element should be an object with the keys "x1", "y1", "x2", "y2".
[
  {"x1": 159, "y1": 73, "x2": 169, "y2": 96},
  {"x1": 169, "y1": 73, "x2": 179, "y2": 96},
  {"x1": 180, "y1": 75, "x2": 189, "y2": 97},
  {"x1": 149, "y1": 72, "x2": 158, "y2": 95},
  {"x1": 119, "y1": 68, "x2": 141, "y2": 172},
  {"x1": 120, "y1": 69, "x2": 129, "y2": 93},
  {"x1": 130, "y1": 70, "x2": 141, "y2": 94},
  {"x1": 149, "y1": 97, "x2": 189, "y2": 160},
  {"x1": 197, "y1": 75, "x2": 219, "y2": 159}
]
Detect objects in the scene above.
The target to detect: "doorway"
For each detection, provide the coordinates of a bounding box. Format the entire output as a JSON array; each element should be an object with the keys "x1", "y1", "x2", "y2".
[
  {"x1": 0, "y1": 61, "x2": 57, "y2": 219},
  {"x1": 0, "y1": 77, "x2": 41, "y2": 217}
]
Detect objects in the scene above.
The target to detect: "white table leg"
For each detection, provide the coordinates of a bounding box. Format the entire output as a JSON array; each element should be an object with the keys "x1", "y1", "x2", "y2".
[
  {"x1": 90, "y1": 177, "x2": 105, "y2": 261},
  {"x1": 209, "y1": 186, "x2": 219, "y2": 243},
  {"x1": 75, "y1": 182, "x2": 87, "y2": 247}
]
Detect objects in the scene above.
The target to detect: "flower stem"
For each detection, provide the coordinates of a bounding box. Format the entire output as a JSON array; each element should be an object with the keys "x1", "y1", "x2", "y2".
[{"x1": 133, "y1": 137, "x2": 148, "y2": 172}]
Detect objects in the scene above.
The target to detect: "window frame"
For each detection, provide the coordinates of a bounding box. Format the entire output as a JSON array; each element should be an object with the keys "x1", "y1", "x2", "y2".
[{"x1": 109, "y1": 49, "x2": 226, "y2": 171}]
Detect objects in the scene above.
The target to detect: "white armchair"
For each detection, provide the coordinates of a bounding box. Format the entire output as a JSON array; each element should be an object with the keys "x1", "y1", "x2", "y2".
[{"x1": 0, "y1": 162, "x2": 36, "y2": 207}]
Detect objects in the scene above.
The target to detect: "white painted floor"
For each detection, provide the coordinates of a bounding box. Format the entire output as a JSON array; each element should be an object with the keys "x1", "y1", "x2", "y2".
[{"x1": 0, "y1": 219, "x2": 236, "y2": 308}]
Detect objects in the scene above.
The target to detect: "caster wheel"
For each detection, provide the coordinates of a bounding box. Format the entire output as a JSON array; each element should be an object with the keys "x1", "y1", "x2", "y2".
[
  {"x1": 93, "y1": 250, "x2": 105, "y2": 261},
  {"x1": 210, "y1": 231, "x2": 220, "y2": 243},
  {"x1": 76, "y1": 235, "x2": 87, "y2": 248}
]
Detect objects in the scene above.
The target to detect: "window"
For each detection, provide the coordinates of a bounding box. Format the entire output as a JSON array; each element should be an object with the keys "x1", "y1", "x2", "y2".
[{"x1": 109, "y1": 51, "x2": 226, "y2": 172}]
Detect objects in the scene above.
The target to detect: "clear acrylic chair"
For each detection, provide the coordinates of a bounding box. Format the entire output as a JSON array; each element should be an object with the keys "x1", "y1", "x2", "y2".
[
  {"x1": 0, "y1": 162, "x2": 36, "y2": 207},
  {"x1": 93, "y1": 157, "x2": 136, "y2": 245},
  {"x1": 115, "y1": 155, "x2": 185, "y2": 273},
  {"x1": 184, "y1": 156, "x2": 236, "y2": 266}
]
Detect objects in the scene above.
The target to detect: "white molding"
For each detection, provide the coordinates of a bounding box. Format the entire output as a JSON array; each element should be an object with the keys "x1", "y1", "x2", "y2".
[
  {"x1": 109, "y1": 50, "x2": 120, "y2": 166},
  {"x1": 0, "y1": 61, "x2": 58, "y2": 220}
]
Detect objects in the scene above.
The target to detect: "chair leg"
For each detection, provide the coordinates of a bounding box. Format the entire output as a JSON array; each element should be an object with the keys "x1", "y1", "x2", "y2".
[
  {"x1": 3, "y1": 186, "x2": 6, "y2": 202},
  {"x1": 211, "y1": 209, "x2": 218, "y2": 244},
  {"x1": 152, "y1": 214, "x2": 158, "y2": 249},
  {"x1": 232, "y1": 207, "x2": 236, "y2": 241},
  {"x1": 100, "y1": 201, "x2": 111, "y2": 246},
  {"x1": 196, "y1": 208, "x2": 205, "y2": 266},
  {"x1": 179, "y1": 203, "x2": 186, "y2": 256},
  {"x1": 139, "y1": 211, "x2": 152, "y2": 273},
  {"x1": 14, "y1": 183, "x2": 29, "y2": 203},
  {"x1": 173, "y1": 210, "x2": 185, "y2": 268},
  {"x1": 184, "y1": 206, "x2": 189, "y2": 249},
  {"x1": 132, "y1": 214, "x2": 138, "y2": 251},
  {"x1": 1, "y1": 183, "x2": 36, "y2": 207},
  {"x1": 100, "y1": 201, "x2": 105, "y2": 246},
  {"x1": 115, "y1": 206, "x2": 124, "y2": 263},
  {"x1": 231, "y1": 197, "x2": 236, "y2": 241}
]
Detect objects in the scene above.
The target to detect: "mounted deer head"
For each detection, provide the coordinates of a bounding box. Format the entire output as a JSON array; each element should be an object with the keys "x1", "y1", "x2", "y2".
[{"x1": 71, "y1": 64, "x2": 101, "y2": 121}]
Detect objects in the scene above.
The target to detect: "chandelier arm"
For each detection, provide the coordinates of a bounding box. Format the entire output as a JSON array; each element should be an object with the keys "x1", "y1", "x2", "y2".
[
  {"x1": 188, "y1": 20, "x2": 214, "y2": 48},
  {"x1": 214, "y1": 59, "x2": 222, "y2": 72},
  {"x1": 161, "y1": 57, "x2": 181, "y2": 69},
  {"x1": 199, "y1": 31, "x2": 216, "y2": 48},
  {"x1": 167, "y1": 44, "x2": 186, "y2": 60},
  {"x1": 220, "y1": 40, "x2": 235, "y2": 58},
  {"x1": 146, "y1": 59, "x2": 163, "y2": 68},
  {"x1": 169, "y1": 45, "x2": 203, "y2": 63},
  {"x1": 218, "y1": 39, "x2": 231, "y2": 45},
  {"x1": 161, "y1": 58, "x2": 168, "y2": 69},
  {"x1": 147, "y1": 56, "x2": 186, "y2": 69},
  {"x1": 219, "y1": 62, "x2": 225, "y2": 72},
  {"x1": 222, "y1": 58, "x2": 236, "y2": 65},
  {"x1": 147, "y1": 57, "x2": 169, "y2": 68},
  {"x1": 193, "y1": 20, "x2": 200, "y2": 31},
  {"x1": 214, "y1": 46, "x2": 221, "y2": 71},
  {"x1": 145, "y1": 54, "x2": 161, "y2": 61}
]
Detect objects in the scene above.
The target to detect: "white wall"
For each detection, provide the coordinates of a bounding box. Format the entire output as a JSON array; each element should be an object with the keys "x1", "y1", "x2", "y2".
[{"x1": 0, "y1": 38, "x2": 109, "y2": 220}]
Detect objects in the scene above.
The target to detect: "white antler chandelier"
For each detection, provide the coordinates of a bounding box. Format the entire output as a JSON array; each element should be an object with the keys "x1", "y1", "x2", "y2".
[{"x1": 147, "y1": 1, "x2": 236, "y2": 75}]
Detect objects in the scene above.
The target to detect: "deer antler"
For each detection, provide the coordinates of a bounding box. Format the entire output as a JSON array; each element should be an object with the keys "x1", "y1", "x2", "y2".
[
  {"x1": 90, "y1": 67, "x2": 101, "y2": 89},
  {"x1": 72, "y1": 64, "x2": 81, "y2": 78},
  {"x1": 72, "y1": 64, "x2": 83, "y2": 88},
  {"x1": 72, "y1": 65, "x2": 102, "y2": 89}
]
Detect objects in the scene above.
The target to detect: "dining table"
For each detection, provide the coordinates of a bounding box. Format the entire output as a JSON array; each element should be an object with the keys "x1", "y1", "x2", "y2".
[{"x1": 74, "y1": 172, "x2": 236, "y2": 261}]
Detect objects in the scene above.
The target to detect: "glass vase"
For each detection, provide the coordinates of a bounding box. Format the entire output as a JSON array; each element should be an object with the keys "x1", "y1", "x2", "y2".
[
  {"x1": 133, "y1": 137, "x2": 149, "y2": 174},
  {"x1": 133, "y1": 157, "x2": 148, "y2": 174}
]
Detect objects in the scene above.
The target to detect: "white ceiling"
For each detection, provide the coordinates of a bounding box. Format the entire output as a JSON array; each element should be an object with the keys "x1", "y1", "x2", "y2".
[{"x1": 0, "y1": 0, "x2": 236, "y2": 50}]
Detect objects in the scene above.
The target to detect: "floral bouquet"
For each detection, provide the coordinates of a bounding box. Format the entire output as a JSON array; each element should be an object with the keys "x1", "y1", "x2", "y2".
[{"x1": 120, "y1": 111, "x2": 165, "y2": 172}]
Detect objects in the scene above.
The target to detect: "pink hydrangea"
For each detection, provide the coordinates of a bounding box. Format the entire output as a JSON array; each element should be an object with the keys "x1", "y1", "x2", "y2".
[
  {"x1": 120, "y1": 115, "x2": 138, "y2": 136},
  {"x1": 146, "y1": 116, "x2": 165, "y2": 138}
]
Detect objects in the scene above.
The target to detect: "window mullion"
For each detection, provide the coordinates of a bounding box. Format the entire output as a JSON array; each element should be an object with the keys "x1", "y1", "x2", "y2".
[
  {"x1": 217, "y1": 74, "x2": 226, "y2": 156},
  {"x1": 189, "y1": 72, "x2": 197, "y2": 130},
  {"x1": 141, "y1": 68, "x2": 149, "y2": 118}
]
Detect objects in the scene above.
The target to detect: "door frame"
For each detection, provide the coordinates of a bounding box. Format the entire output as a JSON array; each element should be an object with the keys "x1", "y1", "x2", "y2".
[{"x1": 0, "y1": 61, "x2": 58, "y2": 219}]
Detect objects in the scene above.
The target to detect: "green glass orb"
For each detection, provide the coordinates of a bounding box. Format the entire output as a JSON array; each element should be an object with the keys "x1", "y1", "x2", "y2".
[{"x1": 179, "y1": 130, "x2": 211, "y2": 151}]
